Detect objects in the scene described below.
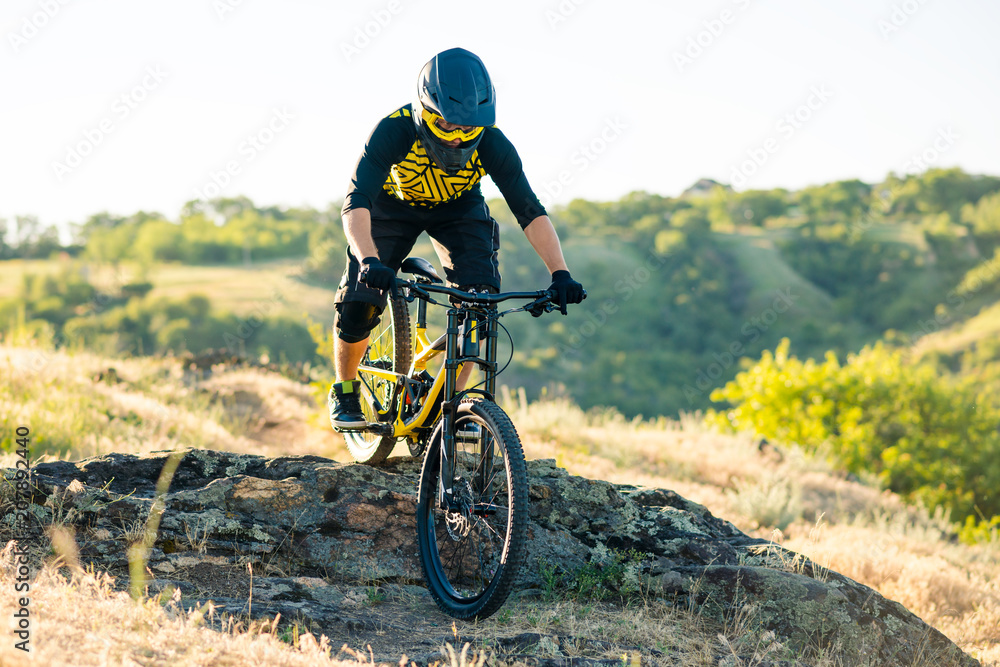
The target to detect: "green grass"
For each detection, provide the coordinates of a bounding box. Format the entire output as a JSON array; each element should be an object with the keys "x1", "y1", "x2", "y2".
[
  {"x1": 0, "y1": 256, "x2": 340, "y2": 326},
  {"x1": 146, "y1": 259, "x2": 338, "y2": 324},
  {"x1": 0, "y1": 258, "x2": 71, "y2": 298},
  {"x1": 712, "y1": 232, "x2": 834, "y2": 318},
  {"x1": 862, "y1": 221, "x2": 932, "y2": 249},
  {"x1": 915, "y1": 300, "x2": 1000, "y2": 357}
]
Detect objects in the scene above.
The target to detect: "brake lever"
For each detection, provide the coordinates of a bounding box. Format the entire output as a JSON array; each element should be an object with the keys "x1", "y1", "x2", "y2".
[
  {"x1": 396, "y1": 279, "x2": 425, "y2": 302},
  {"x1": 530, "y1": 287, "x2": 587, "y2": 316},
  {"x1": 525, "y1": 292, "x2": 555, "y2": 318}
]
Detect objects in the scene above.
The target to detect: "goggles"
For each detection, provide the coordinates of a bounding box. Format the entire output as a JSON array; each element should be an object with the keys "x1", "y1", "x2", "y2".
[{"x1": 421, "y1": 109, "x2": 484, "y2": 143}]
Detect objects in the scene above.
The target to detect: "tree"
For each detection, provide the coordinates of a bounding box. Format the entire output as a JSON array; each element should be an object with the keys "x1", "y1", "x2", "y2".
[
  {"x1": 11, "y1": 216, "x2": 62, "y2": 258},
  {"x1": 704, "y1": 187, "x2": 787, "y2": 228},
  {"x1": 85, "y1": 224, "x2": 137, "y2": 264},
  {"x1": 77, "y1": 211, "x2": 126, "y2": 244},
  {"x1": 962, "y1": 190, "x2": 1000, "y2": 236},
  {"x1": 884, "y1": 168, "x2": 1000, "y2": 219},
  {"x1": 132, "y1": 220, "x2": 184, "y2": 265},
  {"x1": 736, "y1": 189, "x2": 789, "y2": 225},
  {"x1": 0, "y1": 218, "x2": 10, "y2": 259},
  {"x1": 207, "y1": 196, "x2": 256, "y2": 222},
  {"x1": 797, "y1": 180, "x2": 870, "y2": 222}
]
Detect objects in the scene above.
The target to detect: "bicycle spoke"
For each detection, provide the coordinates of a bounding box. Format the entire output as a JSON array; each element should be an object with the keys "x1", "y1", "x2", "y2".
[
  {"x1": 344, "y1": 294, "x2": 410, "y2": 465},
  {"x1": 418, "y1": 398, "x2": 527, "y2": 618},
  {"x1": 472, "y1": 514, "x2": 505, "y2": 543}
]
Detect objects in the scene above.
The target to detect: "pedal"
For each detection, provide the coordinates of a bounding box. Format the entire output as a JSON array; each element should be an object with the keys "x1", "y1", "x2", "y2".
[
  {"x1": 362, "y1": 422, "x2": 394, "y2": 436},
  {"x1": 333, "y1": 421, "x2": 369, "y2": 433}
]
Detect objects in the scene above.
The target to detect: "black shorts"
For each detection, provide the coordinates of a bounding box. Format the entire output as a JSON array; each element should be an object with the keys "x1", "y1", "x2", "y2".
[{"x1": 334, "y1": 194, "x2": 501, "y2": 308}]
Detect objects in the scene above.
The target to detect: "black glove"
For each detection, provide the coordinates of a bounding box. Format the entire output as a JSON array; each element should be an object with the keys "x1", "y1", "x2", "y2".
[
  {"x1": 548, "y1": 270, "x2": 585, "y2": 315},
  {"x1": 359, "y1": 257, "x2": 396, "y2": 292}
]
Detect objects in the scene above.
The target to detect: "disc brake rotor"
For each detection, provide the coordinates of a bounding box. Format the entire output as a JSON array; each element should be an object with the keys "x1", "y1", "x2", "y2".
[{"x1": 445, "y1": 478, "x2": 474, "y2": 541}]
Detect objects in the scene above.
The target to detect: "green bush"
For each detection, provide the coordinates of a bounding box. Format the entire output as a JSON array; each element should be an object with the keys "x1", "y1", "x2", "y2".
[
  {"x1": 711, "y1": 339, "x2": 1000, "y2": 534},
  {"x1": 538, "y1": 548, "x2": 645, "y2": 602}
]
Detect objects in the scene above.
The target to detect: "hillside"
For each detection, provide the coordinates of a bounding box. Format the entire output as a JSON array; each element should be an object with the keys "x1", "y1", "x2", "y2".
[
  {"x1": 7, "y1": 169, "x2": 1000, "y2": 419},
  {"x1": 913, "y1": 298, "x2": 1000, "y2": 396},
  {"x1": 2, "y1": 344, "x2": 997, "y2": 665},
  {"x1": 0, "y1": 217, "x2": 945, "y2": 417}
]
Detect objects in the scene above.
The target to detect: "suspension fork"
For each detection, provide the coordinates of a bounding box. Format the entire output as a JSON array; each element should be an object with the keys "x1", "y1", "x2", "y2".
[
  {"x1": 438, "y1": 308, "x2": 461, "y2": 509},
  {"x1": 476, "y1": 312, "x2": 499, "y2": 497},
  {"x1": 439, "y1": 307, "x2": 501, "y2": 508}
]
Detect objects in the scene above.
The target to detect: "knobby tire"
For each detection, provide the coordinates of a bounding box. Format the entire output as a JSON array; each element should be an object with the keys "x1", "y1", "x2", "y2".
[
  {"x1": 416, "y1": 398, "x2": 529, "y2": 620},
  {"x1": 345, "y1": 293, "x2": 411, "y2": 464}
]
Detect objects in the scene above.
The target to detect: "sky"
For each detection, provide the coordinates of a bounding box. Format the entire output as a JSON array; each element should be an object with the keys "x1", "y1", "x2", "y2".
[{"x1": 2, "y1": 0, "x2": 999, "y2": 236}]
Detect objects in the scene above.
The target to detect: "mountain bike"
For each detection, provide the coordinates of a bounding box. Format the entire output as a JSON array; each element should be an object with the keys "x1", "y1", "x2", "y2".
[{"x1": 342, "y1": 256, "x2": 579, "y2": 620}]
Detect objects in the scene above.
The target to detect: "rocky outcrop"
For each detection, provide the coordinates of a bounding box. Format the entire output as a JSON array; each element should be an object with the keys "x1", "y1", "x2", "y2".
[{"x1": 4, "y1": 450, "x2": 978, "y2": 666}]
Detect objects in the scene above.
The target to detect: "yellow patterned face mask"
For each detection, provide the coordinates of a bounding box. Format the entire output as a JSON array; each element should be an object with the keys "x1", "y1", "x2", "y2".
[{"x1": 421, "y1": 108, "x2": 484, "y2": 143}]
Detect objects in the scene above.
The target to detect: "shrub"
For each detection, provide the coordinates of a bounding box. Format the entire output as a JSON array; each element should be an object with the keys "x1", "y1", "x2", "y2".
[{"x1": 711, "y1": 339, "x2": 1000, "y2": 534}]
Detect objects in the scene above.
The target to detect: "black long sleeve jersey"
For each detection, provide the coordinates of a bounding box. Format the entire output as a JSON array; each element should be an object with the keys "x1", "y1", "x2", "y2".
[{"x1": 342, "y1": 104, "x2": 546, "y2": 229}]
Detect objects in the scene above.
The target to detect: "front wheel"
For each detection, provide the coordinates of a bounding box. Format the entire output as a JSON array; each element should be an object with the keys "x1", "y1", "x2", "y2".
[{"x1": 416, "y1": 398, "x2": 529, "y2": 620}]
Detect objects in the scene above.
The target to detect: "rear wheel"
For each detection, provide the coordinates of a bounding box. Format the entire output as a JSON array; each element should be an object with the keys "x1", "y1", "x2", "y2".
[
  {"x1": 345, "y1": 294, "x2": 411, "y2": 464},
  {"x1": 416, "y1": 398, "x2": 528, "y2": 619}
]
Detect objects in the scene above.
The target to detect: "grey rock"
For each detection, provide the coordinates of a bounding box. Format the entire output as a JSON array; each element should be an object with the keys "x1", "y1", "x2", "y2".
[{"x1": 5, "y1": 449, "x2": 978, "y2": 667}]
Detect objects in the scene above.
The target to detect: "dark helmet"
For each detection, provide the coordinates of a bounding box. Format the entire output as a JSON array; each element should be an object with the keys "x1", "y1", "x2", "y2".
[{"x1": 413, "y1": 48, "x2": 495, "y2": 173}]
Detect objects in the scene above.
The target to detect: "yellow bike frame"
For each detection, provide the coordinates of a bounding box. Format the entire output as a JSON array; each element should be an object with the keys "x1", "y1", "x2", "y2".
[{"x1": 357, "y1": 320, "x2": 465, "y2": 440}]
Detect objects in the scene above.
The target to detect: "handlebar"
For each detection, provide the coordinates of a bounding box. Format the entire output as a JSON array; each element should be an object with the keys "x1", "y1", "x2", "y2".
[
  {"x1": 395, "y1": 278, "x2": 550, "y2": 305},
  {"x1": 393, "y1": 277, "x2": 586, "y2": 316}
]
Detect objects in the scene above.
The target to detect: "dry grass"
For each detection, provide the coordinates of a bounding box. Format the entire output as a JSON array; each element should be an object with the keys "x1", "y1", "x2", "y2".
[
  {"x1": 0, "y1": 343, "x2": 343, "y2": 464},
  {"x1": 0, "y1": 559, "x2": 775, "y2": 667},
  {"x1": 471, "y1": 597, "x2": 726, "y2": 663},
  {"x1": 0, "y1": 549, "x2": 365, "y2": 666},
  {"x1": 3, "y1": 345, "x2": 998, "y2": 665},
  {"x1": 780, "y1": 517, "x2": 1000, "y2": 666},
  {"x1": 506, "y1": 394, "x2": 1000, "y2": 666},
  {"x1": 503, "y1": 391, "x2": 883, "y2": 528}
]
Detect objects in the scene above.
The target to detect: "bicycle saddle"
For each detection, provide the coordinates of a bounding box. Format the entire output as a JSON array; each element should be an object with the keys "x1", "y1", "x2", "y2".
[{"x1": 400, "y1": 257, "x2": 443, "y2": 283}]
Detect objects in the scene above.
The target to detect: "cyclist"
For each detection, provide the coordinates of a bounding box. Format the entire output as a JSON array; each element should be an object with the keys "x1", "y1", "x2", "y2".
[{"x1": 329, "y1": 47, "x2": 585, "y2": 431}]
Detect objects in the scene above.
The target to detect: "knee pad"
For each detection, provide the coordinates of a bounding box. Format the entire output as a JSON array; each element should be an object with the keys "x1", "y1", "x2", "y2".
[{"x1": 334, "y1": 302, "x2": 382, "y2": 343}]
